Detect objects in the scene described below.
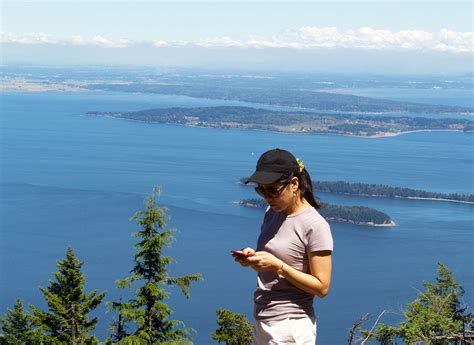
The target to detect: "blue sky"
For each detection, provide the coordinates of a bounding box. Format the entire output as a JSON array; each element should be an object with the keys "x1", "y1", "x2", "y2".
[{"x1": 1, "y1": 1, "x2": 472, "y2": 73}]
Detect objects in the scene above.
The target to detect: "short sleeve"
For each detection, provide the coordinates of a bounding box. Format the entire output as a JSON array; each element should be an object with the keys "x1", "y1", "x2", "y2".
[{"x1": 305, "y1": 218, "x2": 333, "y2": 253}]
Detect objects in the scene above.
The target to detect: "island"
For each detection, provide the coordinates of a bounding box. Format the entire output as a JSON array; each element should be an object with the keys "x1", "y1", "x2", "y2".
[
  {"x1": 234, "y1": 199, "x2": 394, "y2": 227},
  {"x1": 87, "y1": 106, "x2": 474, "y2": 138},
  {"x1": 314, "y1": 181, "x2": 474, "y2": 203},
  {"x1": 239, "y1": 178, "x2": 474, "y2": 203}
]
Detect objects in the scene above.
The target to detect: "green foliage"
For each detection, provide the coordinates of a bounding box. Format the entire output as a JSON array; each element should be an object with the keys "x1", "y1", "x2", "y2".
[
  {"x1": 212, "y1": 309, "x2": 254, "y2": 345},
  {"x1": 0, "y1": 299, "x2": 43, "y2": 344},
  {"x1": 163, "y1": 340, "x2": 193, "y2": 345},
  {"x1": 29, "y1": 247, "x2": 106, "y2": 344},
  {"x1": 369, "y1": 263, "x2": 468, "y2": 344},
  {"x1": 116, "y1": 335, "x2": 149, "y2": 345},
  {"x1": 110, "y1": 187, "x2": 202, "y2": 345},
  {"x1": 108, "y1": 299, "x2": 128, "y2": 343},
  {"x1": 366, "y1": 324, "x2": 398, "y2": 345}
]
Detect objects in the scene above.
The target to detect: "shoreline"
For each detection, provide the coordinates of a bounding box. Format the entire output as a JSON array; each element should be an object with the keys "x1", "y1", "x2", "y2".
[
  {"x1": 368, "y1": 129, "x2": 473, "y2": 138},
  {"x1": 326, "y1": 192, "x2": 474, "y2": 204},
  {"x1": 403, "y1": 196, "x2": 474, "y2": 204},
  {"x1": 324, "y1": 218, "x2": 396, "y2": 227},
  {"x1": 87, "y1": 113, "x2": 473, "y2": 139}
]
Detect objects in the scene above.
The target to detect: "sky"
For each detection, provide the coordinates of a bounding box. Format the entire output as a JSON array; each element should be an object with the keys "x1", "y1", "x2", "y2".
[{"x1": 1, "y1": 1, "x2": 473, "y2": 74}]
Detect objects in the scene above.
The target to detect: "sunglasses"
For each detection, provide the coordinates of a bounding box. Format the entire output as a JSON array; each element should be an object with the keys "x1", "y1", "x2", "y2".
[{"x1": 255, "y1": 178, "x2": 292, "y2": 199}]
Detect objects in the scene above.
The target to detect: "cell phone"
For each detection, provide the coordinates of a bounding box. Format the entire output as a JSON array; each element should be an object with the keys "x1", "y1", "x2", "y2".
[{"x1": 231, "y1": 250, "x2": 254, "y2": 258}]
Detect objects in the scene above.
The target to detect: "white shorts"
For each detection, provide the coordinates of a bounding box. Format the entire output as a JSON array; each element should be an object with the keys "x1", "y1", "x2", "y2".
[{"x1": 254, "y1": 315, "x2": 317, "y2": 345}]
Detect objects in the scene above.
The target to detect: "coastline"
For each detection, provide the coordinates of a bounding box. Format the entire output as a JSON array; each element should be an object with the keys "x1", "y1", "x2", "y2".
[
  {"x1": 403, "y1": 196, "x2": 474, "y2": 204},
  {"x1": 324, "y1": 217, "x2": 396, "y2": 227},
  {"x1": 87, "y1": 112, "x2": 473, "y2": 140},
  {"x1": 0, "y1": 81, "x2": 88, "y2": 93},
  {"x1": 368, "y1": 129, "x2": 473, "y2": 138},
  {"x1": 328, "y1": 192, "x2": 474, "y2": 204}
]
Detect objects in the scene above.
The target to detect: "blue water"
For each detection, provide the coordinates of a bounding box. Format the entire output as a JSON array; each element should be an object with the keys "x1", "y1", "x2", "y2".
[{"x1": 1, "y1": 91, "x2": 473, "y2": 344}]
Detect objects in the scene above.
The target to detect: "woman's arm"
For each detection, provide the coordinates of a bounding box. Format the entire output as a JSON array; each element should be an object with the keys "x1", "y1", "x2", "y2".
[{"x1": 245, "y1": 250, "x2": 332, "y2": 298}]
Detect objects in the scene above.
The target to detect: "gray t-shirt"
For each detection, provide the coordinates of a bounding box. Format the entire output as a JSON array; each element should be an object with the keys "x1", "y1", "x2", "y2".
[{"x1": 254, "y1": 206, "x2": 333, "y2": 321}]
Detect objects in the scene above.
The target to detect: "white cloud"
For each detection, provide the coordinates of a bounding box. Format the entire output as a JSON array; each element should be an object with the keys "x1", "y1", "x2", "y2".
[
  {"x1": 298, "y1": 26, "x2": 339, "y2": 47},
  {"x1": 91, "y1": 35, "x2": 129, "y2": 48},
  {"x1": 152, "y1": 39, "x2": 170, "y2": 48},
  {"x1": 0, "y1": 31, "x2": 57, "y2": 44},
  {"x1": 1, "y1": 27, "x2": 472, "y2": 53},
  {"x1": 71, "y1": 35, "x2": 88, "y2": 46},
  {"x1": 196, "y1": 36, "x2": 245, "y2": 48},
  {"x1": 437, "y1": 28, "x2": 474, "y2": 53},
  {"x1": 296, "y1": 27, "x2": 437, "y2": 50}
]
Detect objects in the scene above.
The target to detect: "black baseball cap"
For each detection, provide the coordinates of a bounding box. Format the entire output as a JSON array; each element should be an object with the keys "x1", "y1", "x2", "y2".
[{"x1": 245, "y1": 148, "x2": 300, "y2": 185}]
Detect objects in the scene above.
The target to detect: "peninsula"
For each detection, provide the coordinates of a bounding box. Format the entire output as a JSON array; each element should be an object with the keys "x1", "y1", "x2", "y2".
[{"x1": 87, "y1": 106, "x2": 474, "y2": 138}]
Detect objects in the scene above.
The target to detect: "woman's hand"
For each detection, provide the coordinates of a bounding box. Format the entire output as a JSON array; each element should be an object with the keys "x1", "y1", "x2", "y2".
[
  {"x1": 233, "y1": 247, "x2": 256, "y2": 267},
  {"x1": 245, "y1": 251, "x2": 282, "y2": 272}
]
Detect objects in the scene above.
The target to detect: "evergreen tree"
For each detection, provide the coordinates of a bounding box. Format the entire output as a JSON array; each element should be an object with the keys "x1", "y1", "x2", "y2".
[
  {"x1": 111, "y1": 187, "x2": 202, "y2": 344},
  {"x1": 212, "y1": 309, "x2": 254, "y2": 345},
  {"x1": 108, "y1": 299, "x2": 128, "y2": 342},
  {"x1": 396, "y1": 263, "x2": 466, "y2": 343},
  {"x1": 30, "y1": 247, "x2": 106, "y2": 344},
  {"x1": 367, "y1": 262, "x2": 468, "y2": 344},
  {"x1": 0, "y1": 299, "x2": 42, "y2": 344}
]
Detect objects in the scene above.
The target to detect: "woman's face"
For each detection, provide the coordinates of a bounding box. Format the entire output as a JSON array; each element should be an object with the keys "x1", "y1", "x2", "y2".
[{"x1": 256, "y1": 177, "x2": 299, "y2": 213}]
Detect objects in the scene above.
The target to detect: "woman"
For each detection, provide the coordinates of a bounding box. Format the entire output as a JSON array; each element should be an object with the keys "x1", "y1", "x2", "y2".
[{"x1": 234, "y1": 148, "x2": 333, "y2": 345}]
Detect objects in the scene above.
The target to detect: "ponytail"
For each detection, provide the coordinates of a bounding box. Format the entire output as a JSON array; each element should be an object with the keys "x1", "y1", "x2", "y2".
[{"x1": 298, "y1": 168, "x2": 323, "y2": 209}]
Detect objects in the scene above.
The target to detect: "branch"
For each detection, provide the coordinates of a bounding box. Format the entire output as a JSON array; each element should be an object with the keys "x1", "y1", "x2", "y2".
[
  {"x1": 361, "y1": 310, "x2": 386, "y2": 345},
  {"x1": 348, "y1": 313, "x2": 369, "y2": 344}
]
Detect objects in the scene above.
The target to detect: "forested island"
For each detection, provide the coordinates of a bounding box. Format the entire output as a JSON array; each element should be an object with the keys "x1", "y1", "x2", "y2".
[
  {"x1": 235, "y1": 198, "x2": 394, "y2": 226},
  {"x1": 314, "y1": 181, "x2": 474, "y2": 203},
  {"x1": 239, "y1": 178, "x2": 474, "y2": 203},
  {"x1": 87, "y1": 106, "x2": 474, "y2": 137}
]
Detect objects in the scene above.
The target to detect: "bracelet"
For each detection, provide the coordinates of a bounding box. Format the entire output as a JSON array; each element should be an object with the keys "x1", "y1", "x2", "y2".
[{"x1": 276, "y1": 261, "x2": 285, "y2": 277}]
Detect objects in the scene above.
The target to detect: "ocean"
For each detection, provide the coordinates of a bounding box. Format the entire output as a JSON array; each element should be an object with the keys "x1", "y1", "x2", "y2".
[{"x1": 1, "y1": 90, "x2": 472, "y2": 344}]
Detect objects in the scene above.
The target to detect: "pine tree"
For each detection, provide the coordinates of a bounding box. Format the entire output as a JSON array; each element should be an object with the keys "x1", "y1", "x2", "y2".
[
  {"x1": 397, "y1": 262, "x2": 466, "y2": 343},
  {"x1": 110, "y1": 187, "x2": 202, "y2": 344},
  {"x1": 212, "y1": 309, "x2": 254, "y2": 345},
  {"x1": 0, "y1": 299, "x2": 42, "y2": 344},
  {"x1": 367, "y1": 262, "x2": 468, "y2": 344},
  {"x1": 30, "y1": 247, "x2": 106, "y2": 344},
  {"x1": 108, "y1": 299, "x2": 128, "y2": 342}
]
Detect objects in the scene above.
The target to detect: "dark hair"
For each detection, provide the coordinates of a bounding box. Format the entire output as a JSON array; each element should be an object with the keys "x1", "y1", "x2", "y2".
[
  {"x1": 279, "y1": 167, "x2": 322, "y2": 209},
  {"x1": 295, "y1": 168, "x2": 323, "y2": 209}
]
